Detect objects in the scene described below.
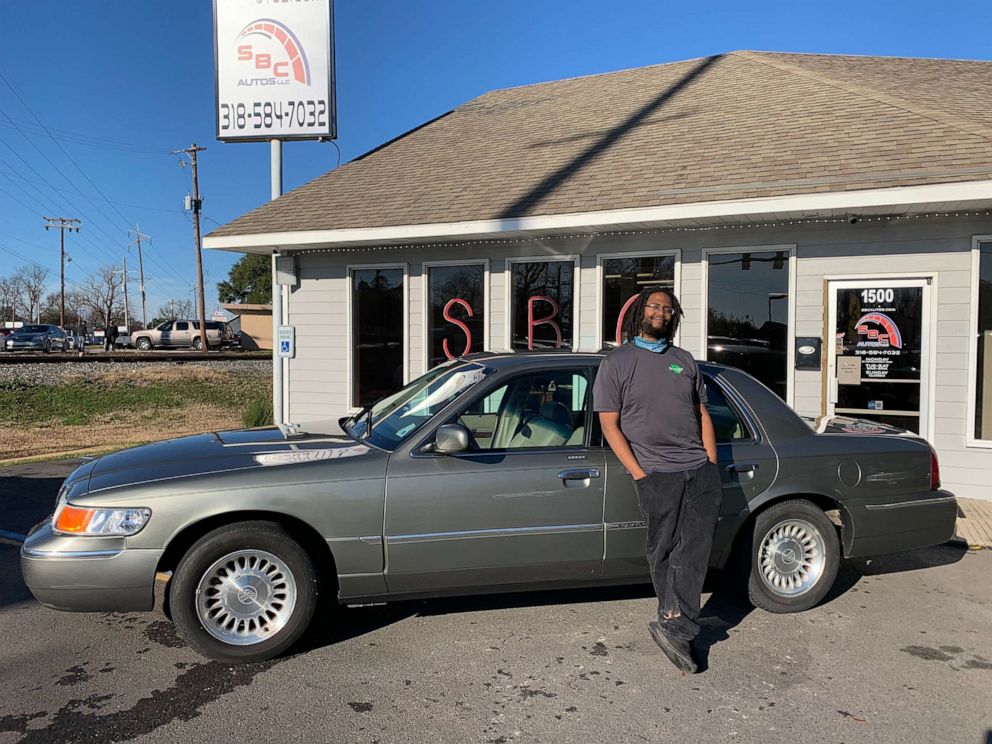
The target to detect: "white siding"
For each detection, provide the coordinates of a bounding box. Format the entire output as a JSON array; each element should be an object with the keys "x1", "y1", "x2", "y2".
[{"x1": 285, "y1": 215, "x2": 992, "y2": 501}]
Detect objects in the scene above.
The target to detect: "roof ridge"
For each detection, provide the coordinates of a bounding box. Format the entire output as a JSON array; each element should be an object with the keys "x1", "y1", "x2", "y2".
[
  {"x1": 469, "y1": 54, "x2": 717, "y2": 99},
  {"x1": 737, "y1": 51, "x2": 992, "y2": 144}
]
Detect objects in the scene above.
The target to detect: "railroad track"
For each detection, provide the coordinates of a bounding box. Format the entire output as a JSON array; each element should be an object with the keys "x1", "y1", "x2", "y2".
[{"x1": 0, "y1": 351, "x2": 272, "y2": 364}]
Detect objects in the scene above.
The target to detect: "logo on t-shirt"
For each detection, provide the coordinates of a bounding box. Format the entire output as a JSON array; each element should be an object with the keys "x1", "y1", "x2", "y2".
[{"x1": 669, "y1": 363, "x2": 683, "y2": 375}]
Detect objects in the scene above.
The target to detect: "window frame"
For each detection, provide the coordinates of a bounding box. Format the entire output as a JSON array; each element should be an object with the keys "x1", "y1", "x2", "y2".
[
  {"x1": 422, "y1": 259, "x2": 490, "y2": 375},
  {"x1": 346, "y1": 261, "x2": 410, "y2": 412},
  {"x1": 967, "y1": 235, "x2": 992, "y2": 448},
  {"x1": 441, "y1": 365, "x2": 596, "y2": 454},
  {"x1": 594, "y1": 249, "x2": 682, "y2": 350},
  {"x1": 504, "y1": 255, "x2": 580, "y2": 352},
  {"x1": 700, "y1": 243, "x2": 797, "y2": 407}
]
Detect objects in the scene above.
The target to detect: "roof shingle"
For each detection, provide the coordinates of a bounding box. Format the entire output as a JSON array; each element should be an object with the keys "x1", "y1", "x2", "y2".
[{"x1": 209, "y1": 51, "x2": 992, "y2": 238}]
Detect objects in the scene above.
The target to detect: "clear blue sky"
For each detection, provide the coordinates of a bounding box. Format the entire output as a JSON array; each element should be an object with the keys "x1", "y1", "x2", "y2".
[{"x1": 1, "y1": 0, "x2": 989, "y2": 323}]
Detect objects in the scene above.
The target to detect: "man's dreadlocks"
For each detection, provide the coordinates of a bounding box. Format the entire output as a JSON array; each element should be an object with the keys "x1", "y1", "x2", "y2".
[{"x1": 620, "y1": 286, "x2": 684, "y2": 344}]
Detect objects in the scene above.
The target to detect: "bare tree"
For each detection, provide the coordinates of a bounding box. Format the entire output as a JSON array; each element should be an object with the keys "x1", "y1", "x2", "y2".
[
  {"x1": 40, "y1": 292, "x2": 62, "y2": 324},
  {"x1": 156, "y1": 298, "x2": 194, "y2": 321},
  {"x1": 79, "y1": 265, "x2": 122, "y2": 330},
  {"x1": 0, "y1": 276, "x2": 18, "y2": 323},
  {"x1": 13, "y1": 265, "x2": 50, "y2": 323}
]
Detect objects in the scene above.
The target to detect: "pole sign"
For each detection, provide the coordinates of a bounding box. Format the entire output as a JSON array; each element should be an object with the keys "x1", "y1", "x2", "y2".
[{"x1": 213, "y1": 0, "x2": 336, "y2": 142}]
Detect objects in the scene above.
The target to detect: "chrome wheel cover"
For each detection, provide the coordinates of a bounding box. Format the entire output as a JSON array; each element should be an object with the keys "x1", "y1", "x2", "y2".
[
  {"x1": 195, "y1": 549, "x2": 297, "y2": 646},
  {"x1": 757, "y1": 518, "x2": 826, "y2": 597}
]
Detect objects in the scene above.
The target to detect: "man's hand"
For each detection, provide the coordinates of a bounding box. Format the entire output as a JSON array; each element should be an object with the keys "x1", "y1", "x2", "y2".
[{"x1": 598, "y1": 411, "x2": 647, "y2": 480}]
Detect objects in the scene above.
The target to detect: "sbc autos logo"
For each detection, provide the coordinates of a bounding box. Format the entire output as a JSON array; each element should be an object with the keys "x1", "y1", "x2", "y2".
[{"x1": 233, "y1": 19, "x2": 311, "y2": 87}]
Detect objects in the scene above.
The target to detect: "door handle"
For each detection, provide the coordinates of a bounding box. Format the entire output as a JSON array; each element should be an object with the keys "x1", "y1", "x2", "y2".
[
  {"x1": 725, "y1": 463, "x2": 758, "y2": 473},
  {"x1": 558, "y1": 468, "x2": 601, "y2": 480}
]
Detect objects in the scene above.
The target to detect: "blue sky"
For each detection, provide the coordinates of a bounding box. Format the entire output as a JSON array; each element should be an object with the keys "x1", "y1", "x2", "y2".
[{"x1": 1, "y1": 0, "x2": 989, "y2": 323}]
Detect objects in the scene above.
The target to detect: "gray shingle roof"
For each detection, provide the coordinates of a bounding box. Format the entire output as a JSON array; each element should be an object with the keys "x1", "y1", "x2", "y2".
[{"x1": 208, "y1": 51, "x2": 992, "y2": 238}]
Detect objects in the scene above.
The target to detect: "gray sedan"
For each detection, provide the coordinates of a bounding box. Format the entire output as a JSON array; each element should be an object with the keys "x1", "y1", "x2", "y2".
[
  {"x1": 4, "y1": 324, "x2": 68, "y2": 352},
  {"x1": 21, "y1": 353, "x2": 957, "y2": 663}
]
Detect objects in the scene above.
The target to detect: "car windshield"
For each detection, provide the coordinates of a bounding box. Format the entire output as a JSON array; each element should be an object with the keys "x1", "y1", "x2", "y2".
[
  {"x1": 20, "y1": 325, "x2": 48, "y2": 334},
  {"x1": 346, "y1": 361, "x2": 494, "y2": 450}
]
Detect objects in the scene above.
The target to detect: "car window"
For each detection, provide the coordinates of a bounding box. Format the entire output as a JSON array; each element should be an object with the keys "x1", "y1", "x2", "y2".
[
  {"x1": 23, "y1": 325, "x2": 47, "y2": 333},
  {"x1": 349, "y1": 361, "x2": 495, "y2": 450},
  {"x1": 454, "y1": 368, "x2": 591, "y2": 451},
  {"x1": 703, "y1": 376, "x2": 753, "y2": 442},
  {"x1": 175, "y1": 321, "x2": 189, "y2": 331},
  {"x1": 159, "y1": 322, "x2": 174, "y2": 332}
]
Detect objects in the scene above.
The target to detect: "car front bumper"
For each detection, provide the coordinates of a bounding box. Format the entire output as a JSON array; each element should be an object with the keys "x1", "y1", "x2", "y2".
[
  {"x1": 845, "y1": 489, "x2": 958, "y2": 558},
  {"x1": 20, "y1": 521, "x2": 161, "y2": 612},
  {"x1": 6, "y1": 340, "x2": 47, "y2": 350}
]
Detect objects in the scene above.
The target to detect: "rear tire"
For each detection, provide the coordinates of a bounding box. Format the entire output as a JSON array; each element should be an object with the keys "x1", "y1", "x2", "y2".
[
  {"x1": 744, "y1": 500, "x2": 839, "y2": 614},
  {"x1": 170, "y1": 521, "x2": 318, "y2": 663},
  {"x1": 192, "y1": 337, "x2": 203, "y2": 351}
]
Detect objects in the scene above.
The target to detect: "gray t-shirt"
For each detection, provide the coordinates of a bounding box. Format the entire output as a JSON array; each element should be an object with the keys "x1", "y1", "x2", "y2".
[{"x1": 593, "y1": 343, "x2": 709, "y2": 473}]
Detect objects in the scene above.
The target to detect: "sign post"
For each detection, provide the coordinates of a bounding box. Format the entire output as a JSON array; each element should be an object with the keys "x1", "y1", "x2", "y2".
[{"x1": 214, "y1": 0, "x2": 335, "y2": 425}]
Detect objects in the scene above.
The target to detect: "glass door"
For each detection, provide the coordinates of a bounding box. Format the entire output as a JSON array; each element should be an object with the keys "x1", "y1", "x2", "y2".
[{"x1": 827, "y1": 279, "x2": 931, "y2": 436}]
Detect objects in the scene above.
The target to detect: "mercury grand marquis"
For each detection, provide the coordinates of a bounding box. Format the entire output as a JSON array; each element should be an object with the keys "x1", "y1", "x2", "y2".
[{"x1": 21, "y1": 352, "x2": 957, "y2": 663}]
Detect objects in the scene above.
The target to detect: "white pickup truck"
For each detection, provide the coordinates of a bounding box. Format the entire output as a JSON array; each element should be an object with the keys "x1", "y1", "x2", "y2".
[{"x1": 131, "y1": 320, "x2": 227, "y2": 350}]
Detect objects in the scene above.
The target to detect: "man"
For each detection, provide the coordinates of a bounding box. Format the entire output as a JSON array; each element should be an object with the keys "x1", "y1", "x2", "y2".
[{"x1": 593, "y1": 287, "x2": 721, "y2": 674}]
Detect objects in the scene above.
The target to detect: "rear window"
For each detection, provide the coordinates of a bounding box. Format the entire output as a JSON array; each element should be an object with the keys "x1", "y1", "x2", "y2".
[{"x1": 192, "y1": 321, "x2": 224, "y2": 330}]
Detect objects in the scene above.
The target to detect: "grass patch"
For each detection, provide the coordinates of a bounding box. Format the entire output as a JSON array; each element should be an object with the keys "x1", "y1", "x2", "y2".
[
  {"x1": 242, "y1": 393, "x2": 274, "y2": 428},
  {"x1": 0, "y1": 370, "x2": 271, "y2": 428}
]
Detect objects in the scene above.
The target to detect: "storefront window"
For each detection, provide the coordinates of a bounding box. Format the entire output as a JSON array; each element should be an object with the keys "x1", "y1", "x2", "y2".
[
  {"x1": 427, "y1": 264, "x2": 485, "y2": 368},
  {"x1": 352, "y1": 267, "x2": 404, "y2": 408},
  {"x1": 975, "y1": 242, "x2": 992, "y2": 440},
  {"x1": 510, "y1": 260, "x2": 574, "y2": 351},
  {"x1": 601, "y1": 255, "x2": 675, "y2": 347},
  {"x1": 707, "y1": 250, "x2": 789, "y2": 399}
]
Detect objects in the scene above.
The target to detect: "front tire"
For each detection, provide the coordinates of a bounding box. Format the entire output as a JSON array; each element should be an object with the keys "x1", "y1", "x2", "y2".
[
  {"x1": 170, "y1": 521, "x2": 318, "y2": 663},
  {"x1": 744, "y1": 500, "x2": 839, "y2": 614},
  {"x1": 136, "y1": 337, "x2": 152, "y2": 351}
]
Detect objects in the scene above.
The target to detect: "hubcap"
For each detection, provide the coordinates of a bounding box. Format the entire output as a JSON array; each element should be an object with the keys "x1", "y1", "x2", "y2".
[
  {"x1": 195, "y1": 549, "x2": 297, "y2": 646},
  {"x1": 757, "y1": 518, "x2": 825, "y2": 597}
]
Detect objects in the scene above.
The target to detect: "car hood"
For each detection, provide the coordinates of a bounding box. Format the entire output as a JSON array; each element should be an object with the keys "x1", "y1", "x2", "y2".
[{"x1": 85, "y1": 425, "x2": 377, "y2": 494}]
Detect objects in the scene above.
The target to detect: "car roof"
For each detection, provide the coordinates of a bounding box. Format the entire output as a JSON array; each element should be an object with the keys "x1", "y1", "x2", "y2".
[{"x1": 458, "y1": 349, "x2": 733, "y2": 375}]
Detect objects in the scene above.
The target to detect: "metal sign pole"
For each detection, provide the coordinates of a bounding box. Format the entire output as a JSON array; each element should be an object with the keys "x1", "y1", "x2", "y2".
[{"x1": 271, "y1": 139, "x2": 284, "y2": 426}]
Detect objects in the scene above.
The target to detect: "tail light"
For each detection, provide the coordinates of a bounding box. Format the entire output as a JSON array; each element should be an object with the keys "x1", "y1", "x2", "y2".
[{"x1": 928, "y1": 444, "x2": 941, "y2": 491}]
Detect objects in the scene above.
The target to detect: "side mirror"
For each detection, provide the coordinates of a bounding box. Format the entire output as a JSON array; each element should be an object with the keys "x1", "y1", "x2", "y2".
[{"x1": 434, "y1": 424, "x2": 470, "y2": 454}]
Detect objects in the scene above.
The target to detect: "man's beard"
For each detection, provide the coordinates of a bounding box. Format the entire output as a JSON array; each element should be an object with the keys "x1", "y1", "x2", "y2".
[{"x1": 639, "y1": 316, "x2": 670, "y2": 340}]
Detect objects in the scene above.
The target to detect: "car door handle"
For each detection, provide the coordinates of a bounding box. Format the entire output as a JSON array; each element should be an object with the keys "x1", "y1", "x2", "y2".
[
  {"x1": 725, "y1": 463, "x2": 758, "y2": 473},
  {"x1": 557, "y1": 468, "x2": 601, "y2": 480}
]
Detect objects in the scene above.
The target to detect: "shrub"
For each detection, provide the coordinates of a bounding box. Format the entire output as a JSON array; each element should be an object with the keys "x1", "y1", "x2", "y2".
[{"x1": 242, "y1": 393, "x2": 274, "y2": 428}]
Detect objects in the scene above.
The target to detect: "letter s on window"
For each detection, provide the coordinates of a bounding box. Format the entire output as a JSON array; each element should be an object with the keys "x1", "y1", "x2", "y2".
[{"x1": 442, "y1": 298, "x2": 473, "y2": 360}]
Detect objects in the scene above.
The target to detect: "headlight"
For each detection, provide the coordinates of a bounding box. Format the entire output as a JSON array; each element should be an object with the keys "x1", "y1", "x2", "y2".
[{"x1": 52, "y1": 502, "x2": 151, "y2": 536}]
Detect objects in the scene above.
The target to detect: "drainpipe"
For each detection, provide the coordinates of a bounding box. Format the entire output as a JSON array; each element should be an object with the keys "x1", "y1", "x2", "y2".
[{"x1": 271, "y1": 138, "x2": 283, "y2": 426}]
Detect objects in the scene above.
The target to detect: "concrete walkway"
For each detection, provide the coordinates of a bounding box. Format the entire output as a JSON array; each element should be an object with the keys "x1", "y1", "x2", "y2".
[{"x1": 956, "y1": 497, "x2": 992, "y2": 548}]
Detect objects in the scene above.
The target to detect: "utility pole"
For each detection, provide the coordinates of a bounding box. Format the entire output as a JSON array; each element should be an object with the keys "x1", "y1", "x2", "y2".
[
  {"x1": 113, "y1": 259, "x2": 134, "y2": 335},
  {"x1": 43, "y1": 217, "x2": 80, "y2": 328},
  {"x1": 128, "y1": 225, "x2": 150, "y2": 329},
  {"x1": 121, "y1": 256, "x2": 130, "y2": 332},
  {"x1": 174, "y1": 144, "x2": 208, "y2": 353}
]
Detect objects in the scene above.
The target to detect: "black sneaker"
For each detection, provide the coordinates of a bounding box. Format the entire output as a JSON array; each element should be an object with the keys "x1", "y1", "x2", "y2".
[{"x1": 648, "y1": 621, "x2": 697, "y2": 673}]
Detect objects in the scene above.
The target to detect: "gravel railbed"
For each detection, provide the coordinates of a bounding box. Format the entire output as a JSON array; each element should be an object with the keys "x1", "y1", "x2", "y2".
[{"x1": 0, "y1": 359, "x2": 272, "y2": 386}]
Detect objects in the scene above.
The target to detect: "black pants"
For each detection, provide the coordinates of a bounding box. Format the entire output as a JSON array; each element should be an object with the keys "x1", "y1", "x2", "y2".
[{"x1": 634, "y1": 461, "x2": 722, "y2": 641}]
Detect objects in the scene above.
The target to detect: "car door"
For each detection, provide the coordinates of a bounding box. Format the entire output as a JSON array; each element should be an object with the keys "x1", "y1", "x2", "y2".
[
  {"x1": 602, "y1": 370, "x2": 777, "y2": 578},
  {"x1": 384, "y1": 365, "x2": 605, "y2": 594},
  {"x1": 174, "y1": 321, "x2": 191, "y2": 347},
  {"x1": 158, "y1": 321, "x2": 175, "y2": 347}
]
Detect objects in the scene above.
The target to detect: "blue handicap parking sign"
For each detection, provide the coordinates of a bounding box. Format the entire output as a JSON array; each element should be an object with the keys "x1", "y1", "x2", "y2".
[{"x1": 280, "y1": 341, "x2": 290, "y2": 353}]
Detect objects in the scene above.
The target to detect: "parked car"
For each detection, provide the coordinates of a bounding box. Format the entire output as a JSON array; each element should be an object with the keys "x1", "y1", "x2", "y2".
[
  {"x1": 4, "y1": 324, "x2": 68, "y2": 352},
  {"x1": 21, "y1": 353, "x2": 956, "y2": 663},
  {"x1": 131, "y1": 320, "x2": 225, "y2": 351}
]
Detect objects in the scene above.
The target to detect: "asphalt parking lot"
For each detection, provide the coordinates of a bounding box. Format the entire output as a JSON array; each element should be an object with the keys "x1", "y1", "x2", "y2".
[{"x1": 1, "y1": 460, "x2": 990, "y2": 744}]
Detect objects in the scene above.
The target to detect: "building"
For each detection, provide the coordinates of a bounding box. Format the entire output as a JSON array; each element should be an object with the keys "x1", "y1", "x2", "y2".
[
  {"x1": 205, "y1": 51, "x2": 992, "y2": 501},
  {"x1": 221, "y1": 303, "x2": 273, "y2": 350}
]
